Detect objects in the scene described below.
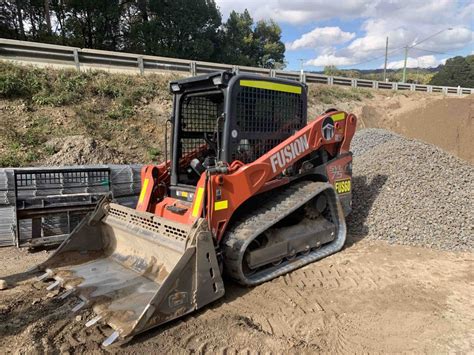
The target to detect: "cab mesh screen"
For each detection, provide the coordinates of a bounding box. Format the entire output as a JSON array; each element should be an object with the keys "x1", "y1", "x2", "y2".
[
  {"x1": 179, "y1": 93, "x2": 223, "y2": 156},
  {"x1": 181, "y1": 94, "x2": 222, "y2": 133},
  {"x1": 233, "y1": 86, "x2": 304, "y2": 163}
]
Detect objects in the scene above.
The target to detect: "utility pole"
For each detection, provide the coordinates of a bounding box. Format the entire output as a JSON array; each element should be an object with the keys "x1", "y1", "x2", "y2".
[
  {"x1": 402, "y1": 45, "x2": 408, "y2": 83},
  {"x1": 383, "y1": 36, "x2": 389, "y2": 81}
]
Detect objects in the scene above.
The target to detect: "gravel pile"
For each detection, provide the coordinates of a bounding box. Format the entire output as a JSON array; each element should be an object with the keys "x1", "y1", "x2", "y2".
[
  {"x1": 350, "y1": 128, "x2": 397, "y2": 157},
  {"x1": 348, "y1": 129, "x2": 473, "y2": 252}
]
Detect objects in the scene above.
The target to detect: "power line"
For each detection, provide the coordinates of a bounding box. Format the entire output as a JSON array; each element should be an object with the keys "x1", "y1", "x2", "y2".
[
  {"x1": 338, "y1": 46, "x2": 405, "y2": 68},
  {"x1": 414, "y1": 47, "x2": 447, "y2": 55}
]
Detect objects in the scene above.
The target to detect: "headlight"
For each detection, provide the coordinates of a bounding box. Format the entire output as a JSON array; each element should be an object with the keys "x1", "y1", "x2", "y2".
[
  {"x1": 170, "y1": 83, "x2": 181, "y2": 92},
  {"x1": 212, "y1": 76, "x2": 223, "y2": 86}
]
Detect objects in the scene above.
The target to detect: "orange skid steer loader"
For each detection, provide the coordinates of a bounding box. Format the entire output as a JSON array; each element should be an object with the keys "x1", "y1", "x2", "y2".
[{"x1": 34, "y1": 72, "x2": 357, "y2": 346}]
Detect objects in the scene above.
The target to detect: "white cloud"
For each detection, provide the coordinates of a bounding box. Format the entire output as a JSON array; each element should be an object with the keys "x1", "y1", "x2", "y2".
[
  {"x1": 286, "y1": 27, "x2": 355, "y2": 51},
  {"x1": 305, "y1": 55, "x2": 355, "y2": 67},
  {"x1": 215, "y1": 0, "x2": 371, "y2": 24},
  {"x1": 215, "y1": 0, "x2": 474, "y2": 69},
  {"x1": 384, "y1": 55, "x2": 442, "y2": 69}
]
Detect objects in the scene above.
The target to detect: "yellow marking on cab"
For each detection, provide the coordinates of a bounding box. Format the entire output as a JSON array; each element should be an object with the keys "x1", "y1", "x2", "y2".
[
  {"x1": 192, "y1": 187, "x2": 205, "y2": 217},
  {"x1": 214, "y1": 200, "x2": 228, "y2": 211},
  {"x1": 332, "y1": 112, "x2": 346, "y2": 122},
  {"x1": 240, "y1": 80, "x2": 302, "y2": 94},
  {"x1": 138, "y1": 178, "x2": 149, "y2": 204}
]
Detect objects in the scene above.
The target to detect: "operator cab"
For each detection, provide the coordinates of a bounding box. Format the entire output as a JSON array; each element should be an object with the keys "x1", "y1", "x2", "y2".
[{"x1": 168, "y1": 71, "x2": 307, "y2": 201}]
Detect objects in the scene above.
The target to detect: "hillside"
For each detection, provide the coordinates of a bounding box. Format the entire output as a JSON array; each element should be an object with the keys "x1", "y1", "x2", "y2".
[
  {"x1": 1, "y1": 62, "x2": 471, "y2": 167},
  {"x1": 0, "y1": 62, "x2": 373, "y2": 167}
]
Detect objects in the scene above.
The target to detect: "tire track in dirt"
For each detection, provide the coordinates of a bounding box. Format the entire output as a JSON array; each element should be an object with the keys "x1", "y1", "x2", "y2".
[
  {"x1": 1, "y1": 242, "x2": 472, "y2": 353},
  {"x1": 170, "y1": 243, "x2": 473, "y2": 354}
]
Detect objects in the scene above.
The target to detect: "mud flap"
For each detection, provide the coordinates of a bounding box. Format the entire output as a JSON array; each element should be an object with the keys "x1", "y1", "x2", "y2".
[{"x1": 35, "y1": 196, "x2": 225, "y2": 345}]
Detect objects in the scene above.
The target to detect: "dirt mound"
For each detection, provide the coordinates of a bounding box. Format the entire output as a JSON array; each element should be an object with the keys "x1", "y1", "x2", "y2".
[
  {"x1": 43, "y1": 136, "x2": 126, "y2": 166},
  {"x1": 349, "y1": 129, "x2": 473, "y2": 251},
  {"x1": 357, "y1": 95, "x2": 474, "y2": 164}
]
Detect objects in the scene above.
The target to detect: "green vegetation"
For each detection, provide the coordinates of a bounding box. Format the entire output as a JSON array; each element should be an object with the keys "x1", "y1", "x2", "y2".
[
  {"x1": 0, "y1": 61, "x2": 169, "y2": 111},
  {"x1": 322, "y1": 65, "x2": 435, "y2": 85},
  {"x1": 310, "y1": 85, "x2": 373, "y2": 104},
  {"x1": 2, "y1": 1, "x2": 285, "y2": 69},
  {"x1": 0, "y1": 61, "x2": 174, "y2": 167},
  {"x1": 147, "y1": 147, "x2": 162, "y2": 160},
  {"x1": 429, "y1": 55, "x2": 474, "y2": 87}
]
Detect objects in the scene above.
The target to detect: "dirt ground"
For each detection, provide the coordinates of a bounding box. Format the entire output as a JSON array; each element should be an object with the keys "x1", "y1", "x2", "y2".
[{"x1": 0, "y1": 234, "x2": 472, "y2": 354}]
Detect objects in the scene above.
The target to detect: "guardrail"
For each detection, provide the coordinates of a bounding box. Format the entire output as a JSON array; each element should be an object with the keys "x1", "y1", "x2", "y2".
[{"x1": 1, "y1": 38, "x2": 473, "y2": 95}]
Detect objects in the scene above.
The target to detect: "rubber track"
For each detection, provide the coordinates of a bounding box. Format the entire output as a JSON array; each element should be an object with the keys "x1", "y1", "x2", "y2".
[{"x1": 223, "y1": 181, "x2": 346, "y2": 286}]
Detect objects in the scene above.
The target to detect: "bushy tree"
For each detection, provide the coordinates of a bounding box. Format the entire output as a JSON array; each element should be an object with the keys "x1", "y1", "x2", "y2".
[
  {"x1": 218, "y1": 10, "x2": 285, "y2": 68},
  {"x1": 124, "y1": 0, "x2": 221, "y2": 61},
  {"x1": 429, "y1": 55, "x2": 474, "y2": 87},
  {"x1": 1, "y1": 1, "x2": 285, "y2": 68}
]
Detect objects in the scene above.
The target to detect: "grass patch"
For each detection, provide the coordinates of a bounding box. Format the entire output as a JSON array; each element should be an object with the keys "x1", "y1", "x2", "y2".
[
  {"x1": 147, "y1": 147, "x2": 161, "y2": 160},
  {"x1": 0, "y1": 61, "x2": 172, "y2": 110},
  {"x1": 309, "y1": 85, "x2": 373, "y2": 104}
]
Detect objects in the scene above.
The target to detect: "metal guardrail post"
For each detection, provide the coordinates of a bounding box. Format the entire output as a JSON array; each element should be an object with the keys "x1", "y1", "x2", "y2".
[
  {"x1": 137, "y1": 56, "x2": 144, "y2": 75},
  {"x1": 299, "y1": 72, "x2": 306, "y2": 83},
  {"x1": 328, "y1": 76, "x2": 334, "y2": 86},
  {"x1": 73, "y1": 49, "x2": 80, "y2": 70},
  {"x1": 232, "y1": 65, "x2": 239, "y2": 74},
  {"x1": 442, "y1": 87, "x2": 448, "y2": 95},
  {"x1": 410, "y1": 84, "x2": 416, "y2": 91},
  {"x1": 269, "y1": 69, "x2": 276, "y2": 78},
  {"x1": 457, "y1": 86, "x2": 462, "y2": 96},
  {"x1": 427, "y1": 86, "x2": 433, "y2": 93},
  {"x1": 351, "y1": 79, "x2": 357, "y2": 88},
  {"x1": 190, "y1": 61, "x2": 197, "y2": 76},
  {"x1": 373, "y1": 81, "x2": 378, "y2": 89},
  {"x1": 392, "y1": 83, "x2": 398, "y2": 90}
]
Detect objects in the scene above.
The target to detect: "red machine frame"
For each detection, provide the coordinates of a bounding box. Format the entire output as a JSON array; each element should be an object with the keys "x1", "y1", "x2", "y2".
[{"x1": 136, "y1": 110, "x2": 357, "y2": 242}]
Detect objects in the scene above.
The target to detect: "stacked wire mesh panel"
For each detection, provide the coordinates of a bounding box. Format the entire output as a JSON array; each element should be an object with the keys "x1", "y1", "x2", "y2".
[
  {"x1": 0, "y1": 169, "x2": 16, "y2": 246},
  {"x1": 0, "y1": 164, "x2": 143, "y2": 248}
]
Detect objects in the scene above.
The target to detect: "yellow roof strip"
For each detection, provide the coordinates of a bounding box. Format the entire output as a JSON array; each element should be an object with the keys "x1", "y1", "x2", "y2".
[{"x1": 240, "y1": 80, "x2": 302, "y2": 94}]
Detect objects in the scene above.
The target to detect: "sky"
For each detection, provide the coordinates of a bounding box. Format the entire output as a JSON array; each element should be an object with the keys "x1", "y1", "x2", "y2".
[{"x1": 215, "y1": 0, "x2": 474, "y2": 71}]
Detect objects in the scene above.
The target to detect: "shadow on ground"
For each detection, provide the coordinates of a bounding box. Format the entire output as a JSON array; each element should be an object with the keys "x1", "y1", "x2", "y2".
[{"x1": 345, "y1": 174, "x2": 388, "y2": 247}]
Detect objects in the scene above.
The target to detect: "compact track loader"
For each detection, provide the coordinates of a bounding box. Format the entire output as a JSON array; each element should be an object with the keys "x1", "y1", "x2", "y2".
[{"x1": 34, "y1": 71, "x2": 356, "y2": 346}]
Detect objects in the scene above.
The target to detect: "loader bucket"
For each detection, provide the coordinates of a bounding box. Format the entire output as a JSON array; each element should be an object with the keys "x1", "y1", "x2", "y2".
[{"x1": 35, "y1": 196, "x2": 225, "y2": 346}]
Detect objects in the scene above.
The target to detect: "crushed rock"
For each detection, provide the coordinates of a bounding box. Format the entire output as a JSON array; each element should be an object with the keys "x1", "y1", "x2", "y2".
[{"x1": 348, "y1": 128, "x2": 473, "y2": 252}]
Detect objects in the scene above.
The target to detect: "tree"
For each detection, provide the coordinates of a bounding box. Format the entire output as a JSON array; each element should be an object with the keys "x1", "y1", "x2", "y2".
[
  {"x1": 218, "y1": 10, "x2": 255, "y2": 65},
  {"x1": 124, "y1": 0, "x2": 221, "y2": 61},
  {"x1": 429, "y1": 55, "x2": 474, "y2": 87},
  {"x1": 253, "y1": 19, "x2": 285, "y2": 68},
  {"x1": 219, "y1": 10, "x2": 285, "y2": 68},
  {"x1": 1, "y1": 1, "x2": 286, "y2": 67}
]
